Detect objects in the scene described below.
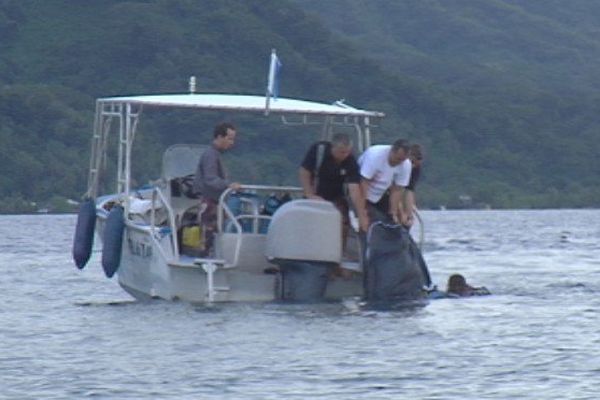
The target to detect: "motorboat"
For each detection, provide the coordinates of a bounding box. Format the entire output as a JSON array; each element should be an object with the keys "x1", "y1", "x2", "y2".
[{"x1": 73, "y1": 53, "x2": 431, "y2": 303}]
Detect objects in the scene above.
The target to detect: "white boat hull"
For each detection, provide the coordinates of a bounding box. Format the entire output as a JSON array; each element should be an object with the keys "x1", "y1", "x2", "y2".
[{"x1": 97, "y1": 218, "x2": 362, "y2": 303}]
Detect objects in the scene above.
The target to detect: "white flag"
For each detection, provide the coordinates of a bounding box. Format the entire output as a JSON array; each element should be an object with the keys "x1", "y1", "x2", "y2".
[{"x1": 267, "y1": 50, "x2": 282, "y2": 99}]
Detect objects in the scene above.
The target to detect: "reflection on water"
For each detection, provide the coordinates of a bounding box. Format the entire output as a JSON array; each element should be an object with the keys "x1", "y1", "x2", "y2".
[
  {"x1": 74, "y1": 300, "x2": 139, "y2": 307},
  {"x1": 1, "y1": 210, "x2": 599, "y2": 399}
]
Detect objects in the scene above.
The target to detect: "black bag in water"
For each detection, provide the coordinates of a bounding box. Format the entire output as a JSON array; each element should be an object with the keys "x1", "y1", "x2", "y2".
[{"x1": 363, "y1": 222, "x2": 430, "y2": 301}]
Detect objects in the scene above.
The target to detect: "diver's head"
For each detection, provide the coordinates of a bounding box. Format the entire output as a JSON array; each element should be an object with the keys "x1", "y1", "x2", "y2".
[{"x1": 447, "y1": 274, "x2": 472, "y2": 294}]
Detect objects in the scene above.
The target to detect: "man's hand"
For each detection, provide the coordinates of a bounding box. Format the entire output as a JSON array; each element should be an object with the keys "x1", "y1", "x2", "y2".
[
  {"x1": 229, "y1": 182, "x2": 241, "y2": 190},
  {"x1": 404, "y1": 213, "x2": 414, "y2": 227}
]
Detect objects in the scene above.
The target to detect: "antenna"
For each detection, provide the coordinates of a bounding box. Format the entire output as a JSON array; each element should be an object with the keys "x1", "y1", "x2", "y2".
[{"x1": 189, "y1": 76, "x2": 196, "y2": 94}]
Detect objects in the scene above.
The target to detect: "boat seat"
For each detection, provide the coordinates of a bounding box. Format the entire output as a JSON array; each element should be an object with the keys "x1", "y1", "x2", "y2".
[{"x1": 162, "y1": 144, "x2": 208, "y2": 181}]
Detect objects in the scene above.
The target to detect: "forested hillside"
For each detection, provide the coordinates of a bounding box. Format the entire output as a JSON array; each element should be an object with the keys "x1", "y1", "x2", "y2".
[
  {"x1": 295, "y1": 0, "x2": 600, "y2": 208},
  {"x1": 296, "y1": 0, "x2": 600, "y2": 95},
  {"x1": 1, "y1": 0, "x2": 599, "y2": 212}
]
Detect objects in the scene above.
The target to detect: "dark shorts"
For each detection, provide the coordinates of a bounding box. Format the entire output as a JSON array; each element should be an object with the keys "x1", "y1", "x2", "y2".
[{"x1": 199, "y1": 198, "x2": 218, "y2": 255}]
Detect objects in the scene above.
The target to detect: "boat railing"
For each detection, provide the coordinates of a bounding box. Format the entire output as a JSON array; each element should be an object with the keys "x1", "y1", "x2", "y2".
[
  {"x1": 217, "y1": 184, "x2": 302, "y2": 232},
  {"x1": 217, "y1": 192, "x2": 243, "y2": 268},
  {"x1": 413, "y1": 207, "x2": 425, "y2": 250},
  {"x1": 150, "y1": 186, "x2": 179, "y2": 257},
  {"x1": 217, "y1": 184, "x2": 302, "y2": 268}
]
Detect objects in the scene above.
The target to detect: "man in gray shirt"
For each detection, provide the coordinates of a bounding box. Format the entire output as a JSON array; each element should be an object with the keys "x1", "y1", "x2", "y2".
[{"x1": 193, "y1": 122, "x2": 240, "y2": 256}]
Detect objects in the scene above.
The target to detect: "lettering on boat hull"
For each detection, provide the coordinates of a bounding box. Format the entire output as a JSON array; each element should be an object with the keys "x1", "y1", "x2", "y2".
[{"x1": 128, "y1": 236, "x2": 153, "y2": 258}]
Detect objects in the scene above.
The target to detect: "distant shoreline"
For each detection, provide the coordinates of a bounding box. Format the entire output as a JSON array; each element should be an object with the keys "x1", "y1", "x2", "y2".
[{"x1": 2, "y1": 207, "x2": 599, "y2": 217}]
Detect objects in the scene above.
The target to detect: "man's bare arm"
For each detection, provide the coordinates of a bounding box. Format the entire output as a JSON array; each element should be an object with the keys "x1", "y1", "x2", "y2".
[
  {"x1": 389, "y1": 185, "x2": 404, "y2": 224},
  {"x1": 299, "y1": 167, "x2": 322, "y2": 199},
  {"x1": 348, "y1": 183, "x2": 369, "y2": 232},
  {"x1": 403, "y1": 189, "x2": 416, "y2": 226}
]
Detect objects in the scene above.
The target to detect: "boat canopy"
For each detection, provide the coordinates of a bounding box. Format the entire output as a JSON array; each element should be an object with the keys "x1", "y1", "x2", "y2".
[
  {"x1": 98, "y1": 93, "x2": 385, "y2": 118},
  {"x1": 88, "y1": 92, "x2": 384, "y2": 200}
]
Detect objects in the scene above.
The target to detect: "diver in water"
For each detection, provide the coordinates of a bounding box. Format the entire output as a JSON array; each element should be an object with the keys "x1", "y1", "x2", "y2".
[
  {"x1": 426, "y1": 274, "x2": 490, "y2": 299},
  {"x1": 445, "y1": 274, "x2": 490, "y2": 297}
]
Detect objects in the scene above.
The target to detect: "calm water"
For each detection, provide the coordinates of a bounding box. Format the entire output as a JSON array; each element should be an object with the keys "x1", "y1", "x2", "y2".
[{"x1": 1, "y1": 210, "x2": 599, "y2": 399}]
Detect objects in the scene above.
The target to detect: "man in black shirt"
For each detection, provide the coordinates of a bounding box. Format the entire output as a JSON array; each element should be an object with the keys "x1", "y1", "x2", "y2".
[{"x1": 299, "y1": 133, "x2": 369, "y2": 233}]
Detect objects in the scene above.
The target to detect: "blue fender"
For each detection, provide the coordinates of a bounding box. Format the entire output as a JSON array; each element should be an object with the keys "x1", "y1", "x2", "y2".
[
  {"x1": 101, "y1": 205, "x2": 125, "y2": 278},
  {"x1": 72, "y1": 198, "x2": 96, "y2": 269}
]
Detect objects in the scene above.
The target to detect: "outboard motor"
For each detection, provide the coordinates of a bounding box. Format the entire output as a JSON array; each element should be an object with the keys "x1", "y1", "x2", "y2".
[
  {"x1": 266, "y1": 200, "x2": 341, "y2": 301},
  {"x1": 363, "y1": 221, "x2": 431, "y2": 302}
]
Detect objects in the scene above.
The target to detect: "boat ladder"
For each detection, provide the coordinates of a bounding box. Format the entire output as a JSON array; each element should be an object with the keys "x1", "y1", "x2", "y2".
[{"x1": 194, "y1": 258, "x2": 230, "y2": 302}]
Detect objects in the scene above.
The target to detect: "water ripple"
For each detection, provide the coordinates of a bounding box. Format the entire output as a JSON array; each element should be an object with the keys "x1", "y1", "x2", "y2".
[{"x1": 1, "y1": 210, "x2": 599, "y2": 399}]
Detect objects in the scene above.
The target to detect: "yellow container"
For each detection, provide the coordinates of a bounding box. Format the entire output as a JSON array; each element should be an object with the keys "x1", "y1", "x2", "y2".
[{"x1": 182, "y1": 225, "x2": 203, "y2": 250}]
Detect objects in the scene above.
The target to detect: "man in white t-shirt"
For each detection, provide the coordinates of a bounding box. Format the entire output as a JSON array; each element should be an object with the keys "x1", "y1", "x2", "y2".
[{"x1": 358, "y1": 139, "x2": 412, "y2": 225}]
